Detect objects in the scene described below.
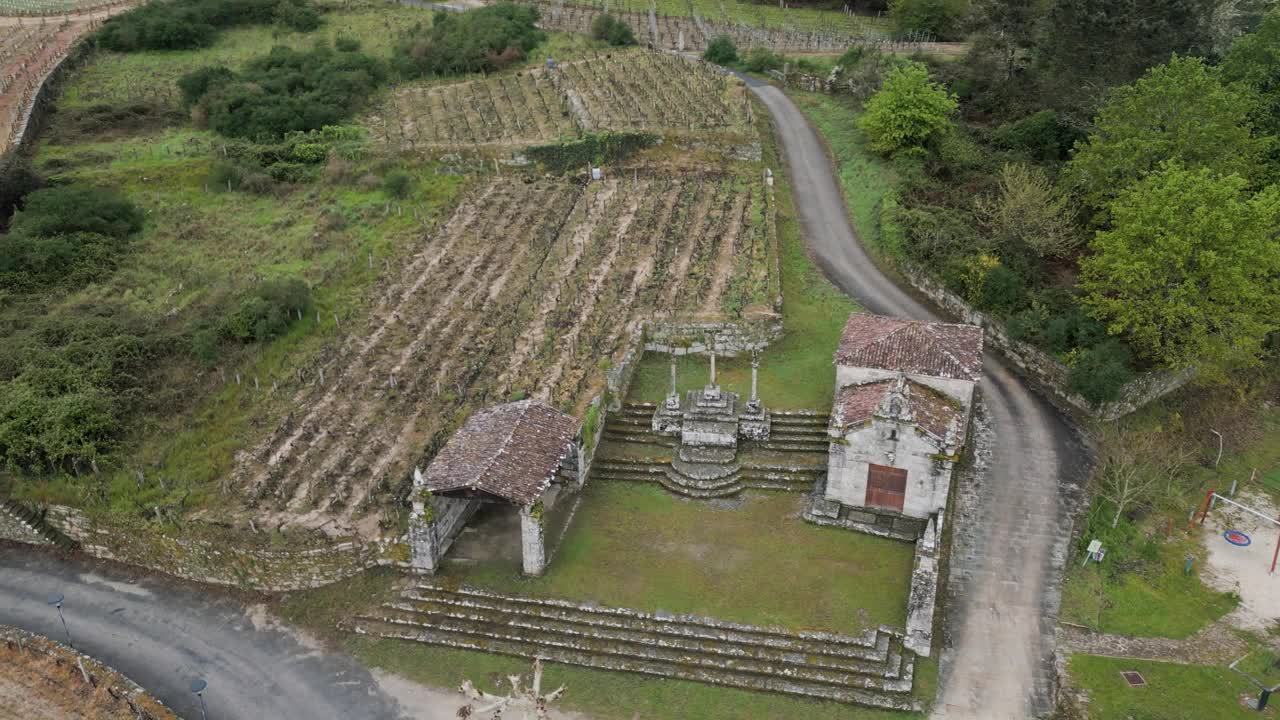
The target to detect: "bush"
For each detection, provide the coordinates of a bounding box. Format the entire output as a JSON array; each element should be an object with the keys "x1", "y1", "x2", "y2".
[
  {"x1": 96, "y1": 0, "x2": 323, "y2": 52},
  {"x1": 223, "y1": 278, "x2": 311, "y2": 343},
  {"x1": 382, "y1": 170, "x2": 412, "y2": 198},
  {"x1": 0, "y1": 305, "x2": 168, "y2": 473},
  {"x1": 703, "y1": 35, "x2": 737, "y2": 65},
  {"x1": 977, "y1": 264, "x2": 1027, "y2": 315},
  {"x1": 991, "y1": 110, "x2": 1080, "y2": 164},
  {"x1": 184, "y1": 44, "x2": 387, "y2": 140},
  {"x1": 591, "y1": 13, "x2": 636, "y2": 46},
  {"x1": 1068, "y1": 339, "x2": 1136, "y2": 404},
  {"x1": 859, "y1": 62, "x2": 957, "y2": 154},
  {"x1": 0, "y1": 157, "x2": 43, "y2": 232},
  {"x1": 392, "y1": 4, "x2": 545, "y2": 78},
  {"x1": 887, "y1": 0, "x2": 968, "y2": 40},
  {"x1": 743, "y1": 47, "x2": 785, "y2": 73},
  {"x1": 9, "y1": 185, "x2": 142, "y2": 240},
  {"x1": 0, "y1": 231, "x2": 127, "y2": 290},
  {"x1": 177, "y1": 65, "x2": 234, "y2": 108}
]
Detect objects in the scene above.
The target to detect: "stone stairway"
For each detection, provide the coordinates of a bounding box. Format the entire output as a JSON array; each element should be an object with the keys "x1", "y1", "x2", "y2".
[
  {"x1": 592, "y1": 456, "x2": 821, "y2": 497},
  {"x1": 0, "y1": 499, "x2": 77, "y2": 550},
  {"x1": 352, "y1": 583, "x2": 921, "y2": 711},
  {"x1": 602, "y1": 403, "x2": 673, "y2": 446}
]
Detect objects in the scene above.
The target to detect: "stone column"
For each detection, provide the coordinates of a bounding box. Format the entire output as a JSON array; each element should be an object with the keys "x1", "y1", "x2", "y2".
[
  {"x1": 520, "y1": 501, "x2": 547, "y2": 576},
  {"x1": 409, "y1": 469, "x2": 438, "y2": 574},
  {"x1": 709, "y1": 351, "x2": 717, "y2": 386},
  {"x1": 750, "y1": 354, "x2": 759, "y2": 404}
]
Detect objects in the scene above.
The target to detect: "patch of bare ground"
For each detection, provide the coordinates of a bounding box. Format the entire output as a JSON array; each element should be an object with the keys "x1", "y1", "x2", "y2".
[{"x1": 230, "y1": 172, "x2": 772, "y2": 537}]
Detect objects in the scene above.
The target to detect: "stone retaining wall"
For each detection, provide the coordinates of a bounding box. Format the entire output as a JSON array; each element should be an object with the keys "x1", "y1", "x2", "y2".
[
  {"x1": 0, "y1": 501, "x2": 53, "y2": 546},
  {"x1": 897, "y1": 262, "x2": 1193, "y2": 421},
  {"x1": 644, "y1": 318, "x2": 785, "y2": 356},
  {"x1": 0, "y1": 625, "x2": 177, "y2": 720},
  {"x1": 37, "y1": 505, "x2": 399, "y2": 591}
]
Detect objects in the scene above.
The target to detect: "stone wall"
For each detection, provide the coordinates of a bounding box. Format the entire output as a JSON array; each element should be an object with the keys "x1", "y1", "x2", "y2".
[
  {"x1": 897, "y1": 263, "x2": 1193, "y2": 421},
  {"x1": 644, "y1": 318, "x2": 785, "y2": 356},
  {"x1": 0, "y1": 501, "x2": 54, "y2": 546},
  {"x1": 0, "y1": 625, "x2": 177, "y2": 720},
  {"x1": 40, "y1": 505, "x2": 398, "y2": 591},
  {"x1": 904, "y1": 515, "x2": 941, "y2": 656}
]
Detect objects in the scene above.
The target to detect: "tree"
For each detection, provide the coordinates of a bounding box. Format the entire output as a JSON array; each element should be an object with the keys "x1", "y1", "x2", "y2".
[
  {"x1": 703, "y1": 35, "x2": 737, "y2": 65},
  {"x1": 1079, "y1": 165, "x2": 1280, "y2": 376},
  {"x1": 1095, "y1": 424, "x2": 1189, "y2": 528},
  {"x1": 1221, "y1": 11, "x2": 1280, "y2": 138},
  {"x1": 858, "y1": 62, "x2": 957, "y2": 154},
  {"x1": 975, "y1": 163, "x2": 1080, "y2": 259},
  {"x1": 1067, "y1": 56, "x2": 1266, "y2": 209},
  {"x1": 887, "y1": 0, "x2": 968, "y2": 39},
  {"x1": 590, "y1": 13, "x2": 635, "y2": 46},
  {"x1": 1036, "y1": 0, "x2": 1219, "y2": 120}
]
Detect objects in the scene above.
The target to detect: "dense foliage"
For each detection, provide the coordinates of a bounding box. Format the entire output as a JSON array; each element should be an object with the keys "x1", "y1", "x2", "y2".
[
  {"x1": 96, "y1": 0, "x2": 321, "y2": 52},
  {"x1": 526, "y1": 132, "x2": 657, "y2": 173},
  {"x1": 858, "y1": 62, "x2": 957, "y2": 154},
  {"x1": 887, "y1": 0, "x2": 968, "y2": 39},
  {"x1": 392, "y1": 3, "x2": 544, "y2": 77},
  {"x1": 181, "y1": 43, "x2": 386, "y2": 141},
  {"x1": 0, "y1": 185, "x2": 143, "y2": 290},
  {"x1": 591, "y1": 13, "x2": 636, "y2": 46},
  {"x1": 703, "y1": 35, "x2": 738, "y2": 64}
]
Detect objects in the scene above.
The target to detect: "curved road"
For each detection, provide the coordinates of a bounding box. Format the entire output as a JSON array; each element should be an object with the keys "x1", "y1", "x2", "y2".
[
  {"x1": 0, "y1": 549, "x2": 427, "y2": 720},
  {"x1": 745, "y1": 78, "x2": 1087, "y2": 718}
]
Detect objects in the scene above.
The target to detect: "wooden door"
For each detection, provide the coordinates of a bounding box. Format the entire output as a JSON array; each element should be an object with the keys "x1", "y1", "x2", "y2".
[{"x1": 865, "y1": 464, "x2": 907, "y2": 512}]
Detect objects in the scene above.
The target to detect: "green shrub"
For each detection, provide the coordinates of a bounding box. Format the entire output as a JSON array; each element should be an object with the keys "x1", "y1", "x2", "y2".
[
  {"x1": 0, "y1": 231, "x2": 127, "y2": 290},
  {"x1": 177, "y1": 66, "x2": 234, "y2": 107},
  {"x1": 859, "y1": 62, "x2": 957, "y2": 155},
  {"x1": 9, "y1": 185, "x2": 142, "y2": 240},
  {"x1": 1044, "y1": 306, "x2": 1107, "y2": 354},
  {"x1": 223, "y1": 278, "x2": 311, "y2": 343},
  {"x1": 743, "y1": 47, "x2": 785, "y2": 74},
  {"x1": 0, "y1": 157, "x2": 43, "y2": 232},
  {"x1": 334, "y1": 35, "x2": 361, "y2": 52},
  {"x1": 977, "y1": 264, "x2": 1027, "y2": 315},
  {"x1": 591, "y1": 13, "x2": 635, "y2": 46},
  {"x1": 703, "y1": 35, "x2": 737, "y2": 65},
  {"x1": 1068, "y1": 339, "x2": 1136, "y2": 404},
  {"x1": 991, "y1": 110, "x2": 1079, "y2": 163},
  {"x1": 382, "y1": 170, "x2": 412, "y2": 199},
  {"x1": 887, "y1": 0, "x2": 968, "y2": 40},
  {"x1": 184, "y1": 44, "x2": 386, "y2": 140},
  {"x1": 96, "y1": 0, "x2": 323, "y2": 52},
  {"x1": 392, "y1": 4, "x2": 545, "y2": 78}
]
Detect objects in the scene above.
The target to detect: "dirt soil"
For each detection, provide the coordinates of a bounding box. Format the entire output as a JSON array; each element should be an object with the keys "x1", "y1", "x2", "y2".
[{"x1": 1203, "y1": 491, "x2": 1280, "y2": 632}]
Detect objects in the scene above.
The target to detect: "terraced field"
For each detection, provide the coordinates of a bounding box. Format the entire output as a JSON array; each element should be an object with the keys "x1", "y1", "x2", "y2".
[
  {"x1": 0, "y1": 17, "x2": 95, "y2": 153},
  {"x1": 369, "y1": 49, "x2": 749, "y2": 148},
  {"x1": 233, "y1": 173, "x2": 778, "y2": 537}
]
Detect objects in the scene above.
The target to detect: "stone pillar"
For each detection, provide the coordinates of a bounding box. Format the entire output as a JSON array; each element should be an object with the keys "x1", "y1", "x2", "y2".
[
  {"x1": 750, "y1": 355, "x2": 759, "y2": 404},
  {"x1": 709, "y1": 351, "x2": 717, "y2": 386},
  {"x1": 520, "y1": 501, "x2": 546, "y2": 576},
  {"x1": 409, "y1": 468, "x2": 439, "y2": 574}
]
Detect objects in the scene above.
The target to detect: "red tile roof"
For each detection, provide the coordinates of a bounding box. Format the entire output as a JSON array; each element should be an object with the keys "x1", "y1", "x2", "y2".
[
  {"x1": 424, "y1": 400, "x2": 578, "y2": 505},
  {"x1": 835, "y1": 313, "x2": 984, "y2": 382},
  {"x1": 832, "y1": 377, "x2": 968, "y2": 448}
]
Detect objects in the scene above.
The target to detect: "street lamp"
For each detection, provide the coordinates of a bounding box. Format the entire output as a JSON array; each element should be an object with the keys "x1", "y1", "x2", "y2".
[
  {"x1": 46, "y1": 593, "x2": 73, "y2": 649},
  {"x1": 190, "y1": 678, "x2": 209, "y2": 720}
]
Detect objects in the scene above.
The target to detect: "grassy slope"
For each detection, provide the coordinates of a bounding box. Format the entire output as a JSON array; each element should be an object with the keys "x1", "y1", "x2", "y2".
[
  {"x1": 456, "y1": 482, "x2": 914, "y2": 632},
  {"x1": 1068, "y1": 655, "x2": 1264, "y2": 720}
]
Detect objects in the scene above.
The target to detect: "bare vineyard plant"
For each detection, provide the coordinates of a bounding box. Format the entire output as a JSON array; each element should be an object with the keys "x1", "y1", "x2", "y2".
[
  {"x1": 369, "y1": 48, "x2": 748, "y2": 149},
  {"x1": 229, "y1": 173, "x2": 775, "y2": 536}
]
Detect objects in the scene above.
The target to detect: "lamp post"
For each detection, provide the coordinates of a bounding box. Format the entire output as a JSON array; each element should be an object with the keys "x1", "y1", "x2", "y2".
[
  {"x1": 190, "y1": 678, "x2": 209, "y2": 720},
  {"x1": 46, "y1": 593, "x2": 73, "y2": 649}
]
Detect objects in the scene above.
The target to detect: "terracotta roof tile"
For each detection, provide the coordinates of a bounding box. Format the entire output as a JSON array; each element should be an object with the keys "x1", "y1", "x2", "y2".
[
  {"x1": 831, "y1": 377, "x2": 968, "y2": 449},
  {"x1": 835, "y1": 313, "x2": 984, "y2": 382},
  {"x1": 424, "y1": 399, "x2": 578, "y2": 505}
]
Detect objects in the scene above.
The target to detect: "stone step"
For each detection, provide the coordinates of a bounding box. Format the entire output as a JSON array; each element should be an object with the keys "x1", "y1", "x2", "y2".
[
  {"x1": 354, "y1": 619, "x2": 920, "y2": 711},
  {"x1": 2, "y1": 500, "x2": 77, "y2": 550},
  {"x1": 602, "y1": 432, "x2": 675, "y2": 446},
  {"x1": 412, "y1": 585, "x2": 894, "y2": 657},
  {"x1": 756, "y1": 441, "x2": 831, "y2": 452},
  {"x1": 664, "y1": 468, "x2": 743, "y2": 493},
  {"x1": 657, "y1": 474, "x2": 744, "y2": 498},
  {"x1": 388, "y1": 593, "x2": 908, "y2": 679},
  {"x1": 373, "y1": 604, "x2": 910, "y2": 691}
]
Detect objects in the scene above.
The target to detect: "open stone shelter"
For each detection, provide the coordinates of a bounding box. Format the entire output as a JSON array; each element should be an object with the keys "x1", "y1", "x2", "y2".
[{"x1": 409, "y1": 399, "x2": 581, "y2": 576}]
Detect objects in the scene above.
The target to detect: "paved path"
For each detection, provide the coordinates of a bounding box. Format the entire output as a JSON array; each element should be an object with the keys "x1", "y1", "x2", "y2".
[
  {"x1": 743, "y1": 77, "x2": 1088, "y2": 719},
  {"x1": 0, "y1": 548, "x2": 446, "y2": 720}
]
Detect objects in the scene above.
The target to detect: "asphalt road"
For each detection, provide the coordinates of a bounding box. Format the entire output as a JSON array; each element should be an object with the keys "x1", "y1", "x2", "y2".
[
  {"x1": 744, "y1": 77, "x2": 1087, "y2": 719},
  {"x1": 0, "y1": 548, "x2": 414, "y2": 720}
]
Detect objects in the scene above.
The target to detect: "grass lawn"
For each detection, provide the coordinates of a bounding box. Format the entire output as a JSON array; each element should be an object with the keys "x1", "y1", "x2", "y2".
[
  {"x1": 1061, "y1": 529, "x2": 1237, "y2": 639},
  {"x1": 1068, "y1": 655, "x2": 1268, "y2": 720},
  {"x1": 449, "y1": 482, "x2": 913, "y2": 633}
]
